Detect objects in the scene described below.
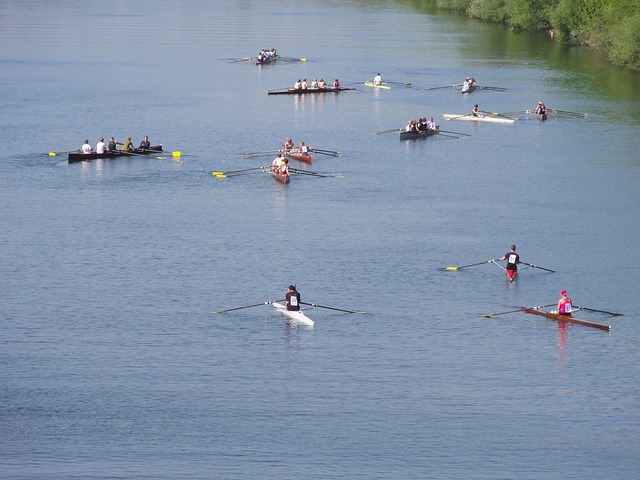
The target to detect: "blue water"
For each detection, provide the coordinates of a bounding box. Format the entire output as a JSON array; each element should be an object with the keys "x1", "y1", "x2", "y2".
[{"x1": 1, "y1": 1, "x2": 639, "y2": 479}]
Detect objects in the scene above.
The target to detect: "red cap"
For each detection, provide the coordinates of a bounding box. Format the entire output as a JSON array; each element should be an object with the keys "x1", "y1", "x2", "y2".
[{"x1": 560, "y1": 290, "x2": 567, "y2": 295}]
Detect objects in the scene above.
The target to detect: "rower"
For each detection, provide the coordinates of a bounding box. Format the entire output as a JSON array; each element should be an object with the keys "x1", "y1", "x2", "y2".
[
  {"x1": 310, "y1": 78, "x2": 318, "y2": 89},
  {"x1": 81, "y1": 139, "x2": 92, "y2": 154},
  {"x1": 318, "y1": 78, "x2": 326, "y2": 89},
  {"x1": 535, "y1": 101, "x2": 547, "y2": 115},
  {"x1": 283, "y1": 137, "x2": 294, "y2": 151},
  {"x1": 298, "y1": 141, "x2": 310, "y2": 154},
  {"x1": 272, "y1": 154, "x2": 284, "y2": 173},
  {"x1": 285, "y1": 285, "x2": 301, "y2": 311},
  {"x1": 139, "y1": 135, "x2": 150, "y2": 149},
  {"x1": 553, "y1": 290, "x2": 573, "y2": 315},
  {"x1": 500, "y1": 244, "x2": 519, "y2": 282},
  {"x1": 301, "y1": 78, "x2": 308, "y2": 89},
  {"x1": 427, "y1": 117, "x2": 436, "y2": 131},
  {"x1": 333, "y1": 79, "x2": 340, "y2": 89},
  {"x1": 373, "y1": 73, "x2": 382, "y2": 85},
  {"x1": 471, "y1": 104, "x2": 483, "y2": 117},
  {"x1": 279, "y1": 158, "x2": 290, "y2": 178},
  {"x1": 294, "y1": 79, "x2": 302, "y2": 90},
  {"x1": 107, "y1": 136, "x2": 117, "y2": 152}
]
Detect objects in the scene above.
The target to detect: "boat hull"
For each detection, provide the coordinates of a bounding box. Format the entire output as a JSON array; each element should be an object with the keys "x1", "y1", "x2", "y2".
[
  {"x1": 256, "y1": 55, "x2": 278, "y2": 65},
  {"x1": 364, "y1": 81, "x2": 390, "y2": 89},
  {"x1": 272, "y1": 302, "x2": 314, "y2": 326},
  {"x1": 68, "y1": 145, "x2": 163, "y2": 163},
  {"x1": 399, "y1": 126, "x2": 439, "y2": 140},
  {"x1": 442, "y1": 114, "x2": 515, "y2": 124},
  {"x1": 284, "y1": 152, "x2": 312, "y2": 164},
  {"x1": 272, "y1": 171, "x2": 290, "y2": 184},
  {"x1": 268, "y1": 87, "x2": 355, "y2": 96},
  {"x1": 520, "y1": 307, "x2": 610, "y2": 332}
]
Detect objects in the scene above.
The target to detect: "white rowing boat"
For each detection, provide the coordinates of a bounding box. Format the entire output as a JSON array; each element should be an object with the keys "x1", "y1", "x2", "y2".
[
  {"x1": 272, "y1": 302, "x2": 314, "y2": 327},
  {"x1": 442, "y1": 114, "x2": 515, "y2": 124}
]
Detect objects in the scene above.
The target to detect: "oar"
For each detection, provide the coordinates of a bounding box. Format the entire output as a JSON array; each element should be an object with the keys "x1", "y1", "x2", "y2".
[
  {"x1": 291, "y1": 168, "x2": 343, "y2": 178},
  {"x1": 573, "y1": 306, "x2": 623, "y2": 316},
  {"x1": 371, "y1": 128, "x2": 402, "y2": 135},
  {"x1": 477, "y1": 86, "x2": 508, "y2": 91},
  {"x1": 241, "y1": 152, "x2": 282, "y2": 158},
  {"x1": 436, "y1": 132, "x2": 459, "y2": 139},
  {"x1": 424, "y1": 83, "x2": 460, "y2": 91},
  {"x1": 444, "y1": 259, "x2": 497, "y2": 271},
  {"x1": 498, "y1": 110, "x2": 529, "y2": 116},
  {"x1": 481, "y1": 110, "x2": 514, "y2": 119},
  {"x1": 214, "y1": 168, "x2": 270, "y2": 178},
  {"x1": 480, "y1": 304, "x2": 554, "y2": 318},
  {"x1": 385, "y1": 81, "x2": 412, "y2": 86},
  {"x1": 215, "y1": 301, "x2": 272, "y2": 314},
  {"x1": 520, "y1": 261, "x2": 555, "y2": 273},
  {"x1": 549, "y1": 109, "x2": 587, "y2": 117},
  {"x1": 212, "y1": 166, "x2": 269, "y2": 175},
  {"x1": 229, "y1": 56, "x2": 257, "y2": 63},
  {"x1": 445, "y1": 113, "x2": 474, "y2": 121},
  {"x1": 300, "y1": 301, "x2": 367, "y2": 314},
  {"x1": 279, "y1": 56, "x2": 307, "y2": 63},
  {"x1": 238, "y1": 150, "x2": 282, "y2": 156},
  {"x1": 438, "y1": 129, "x2": 471, "y2": 136},
  {"x1": 310, "y1": 148, "x2": 341, "y2": 157}
]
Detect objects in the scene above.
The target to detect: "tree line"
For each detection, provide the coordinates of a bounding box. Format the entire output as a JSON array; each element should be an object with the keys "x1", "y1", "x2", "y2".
[{"x1": 424, "y1": 0, "x2": 640, "y2": 71}]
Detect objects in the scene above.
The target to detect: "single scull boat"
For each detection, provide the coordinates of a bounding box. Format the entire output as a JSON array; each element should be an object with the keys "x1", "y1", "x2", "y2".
[
  {"x1": 520, "y1": 307, "x2": 610, "y2": 332},
  {"x1": 442, "y1": 114, "x2": 515, "y2": 124},
  {"x1": 272, "y1": 302, "x2": 314, "y2": 326}
]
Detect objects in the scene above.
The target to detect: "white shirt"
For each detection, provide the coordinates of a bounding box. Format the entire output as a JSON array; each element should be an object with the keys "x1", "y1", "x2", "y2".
[
  {"x1": 81, "y1": 143, "x2": 92, "y2": 154},
  {"x1": 373, "y1": 74, "x2": 382, "y2": 85},
  {"x1": 95, "y1": 141, "x2": 106, "y2": 154}
]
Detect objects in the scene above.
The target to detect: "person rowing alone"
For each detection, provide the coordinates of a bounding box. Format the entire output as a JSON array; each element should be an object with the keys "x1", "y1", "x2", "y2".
[
  {"x1": 552, "y1": 290, "x2": 572, "y2": 315},
  {"x1": 471, "y1": 104, "x2": 483, "y2": 117},
  {"x1": 500, "y1": 244, "x2": 520, "y2": 282},
  {"x1": 373, "y1": 73, "x2": 382, "y2": 86},
  {"x1": 535, "y1": 100, "x2": 547, "y2": 116},
  {"x1": 285, "y1": 285, "x2": 301, "y2": 311}
]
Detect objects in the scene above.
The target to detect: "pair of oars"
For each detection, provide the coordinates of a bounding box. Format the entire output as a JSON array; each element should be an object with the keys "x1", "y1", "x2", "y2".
[
  {"x1": 212, "y1": 166, "x2": 269, "y2": 178},
  {"x1": 444, "y1": 259, "x2": 554, "y2": 273},
  {"x1": 215, "y1": 300, "x2": 366, "y2": 315}
]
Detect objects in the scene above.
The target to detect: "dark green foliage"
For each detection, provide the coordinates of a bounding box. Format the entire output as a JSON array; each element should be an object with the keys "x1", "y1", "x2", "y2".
[{"x1": 425, "y1": 0, "x2": 640, "y2": 71}]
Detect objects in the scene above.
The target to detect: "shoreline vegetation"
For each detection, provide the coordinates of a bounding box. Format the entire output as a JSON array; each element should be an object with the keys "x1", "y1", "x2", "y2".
[{"x1": 420, "y1": 0, "x2": 640, "y2": 71}]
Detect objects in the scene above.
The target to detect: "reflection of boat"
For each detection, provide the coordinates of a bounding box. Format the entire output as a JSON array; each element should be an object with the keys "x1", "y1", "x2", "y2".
[
  {"x1": 284, "y1": 151, "x2": 312, "y2": 164},
  {"x1": 520, "y1": 307, "x2": 610, "y2": 332},
  {"x1": 68, "y1": 145, "x2": 163, "y2": 163},
  {"x1": 364, "y1": 81, "x2": 390, "y2": 90},
  {"x1": 399, "y1": 126, "x2": 439, "y2": 140},
  {"x1": 272, "y1": 302, "x2": 314, "y2": 326},
  {"x1": 268, "y1": 87, "x2": 355, "y2": 96},
  {"x1": 442, "y1": 114, "x2": 515, "y2": 124}
]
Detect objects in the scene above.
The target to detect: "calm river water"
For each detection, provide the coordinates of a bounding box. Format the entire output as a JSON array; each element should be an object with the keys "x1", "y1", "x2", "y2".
[{"x1": 1, "y1": 1, "x2": 639, "y2": 479}]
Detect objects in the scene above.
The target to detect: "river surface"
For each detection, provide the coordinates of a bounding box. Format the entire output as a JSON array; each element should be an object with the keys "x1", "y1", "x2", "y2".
[{"x1": 1, "y1": 1, "x2": 639, "y2": 479}]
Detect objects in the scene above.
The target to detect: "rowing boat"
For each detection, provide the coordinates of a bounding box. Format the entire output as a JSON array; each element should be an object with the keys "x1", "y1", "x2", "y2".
[
  {"x1": 272, "y1": 170, "x2": 290, "y2": 184},
  {"x1": 68, "y1": 145, "x2": 164, "y2": 163},
  {"x1": 364, "y1": 81, "x2": 390, "y2": 90},
  {"x1": 520, "y1": 307, "x2": 610, "y2": 332},
  {"x1": 399, "y1": 126, "x2": 439, "y2": 140},
  {"x1": 256, "y1": 54, "x2": 278, "y2": 65},
  {"x1": 268, "y1": 87, "x2": 355, "y2": 96},
  {"x1": 442, "y1": 114, "x2": 515, "y2": 124},
  {"x1": 284, "y1": 151, "x2": 312, "y2": 164},
  {"x1": 272, "y1": 302, "x2": 314, "y2": 326},
  {"x1": 461, "y1": 85, "x2": 476, "y2": 94}
]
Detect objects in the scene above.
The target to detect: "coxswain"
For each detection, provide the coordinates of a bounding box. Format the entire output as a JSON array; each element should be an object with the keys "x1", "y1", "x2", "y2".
[
  {"x1": 81, "y1": 139, "x2": 92, "y2": 154},
  {"x1": 535, "y1": 101, "x2": 547, "y2": 115},
  {"x1": 373, "y1": 73, "x2": 382, "y2": 85},
  {"x1": 553, "y1": 290, "x2": 573, "y2": 315},
  {"x1": 139, "y1": 135, "x2": 150, "y2": 149},
  {"x1": 500, "y1": 244, "x2": 519, "y2": 282},
  {"x1": 333, "y1": 79, "x2": 340, "y2": 89},
  {"x1": 285, "y1": 285, "x2": 301, "y2": 311},
  {"x1": 471, "y1": 104, "x2": 483, "y2": 117}
]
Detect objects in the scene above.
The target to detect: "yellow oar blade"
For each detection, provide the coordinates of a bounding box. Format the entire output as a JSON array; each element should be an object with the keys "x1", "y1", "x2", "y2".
[
  {"x1": 445, "y1": 266, "x2": 459, "y2": 271},
  {"x1": 300, "y1": 58, "x2": 306, "y2": 62},
  {"x1": 49, "y1": 152, "x2": 56, "y2": 156},
  {"x1": 172, "y1": 151, "x2": 181, "y2": 157},
  {"x1": 212, "y1": 171, "x2": 224, "y2": 175}
]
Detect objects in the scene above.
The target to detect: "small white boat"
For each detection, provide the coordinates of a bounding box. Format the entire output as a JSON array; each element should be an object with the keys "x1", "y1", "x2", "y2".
[
  {"x1": 442, "y1": 114, "x2": 515, "y2": 124},
  {"x1": 272, "y1": 302, "x2": 314, "y2": 327}
]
